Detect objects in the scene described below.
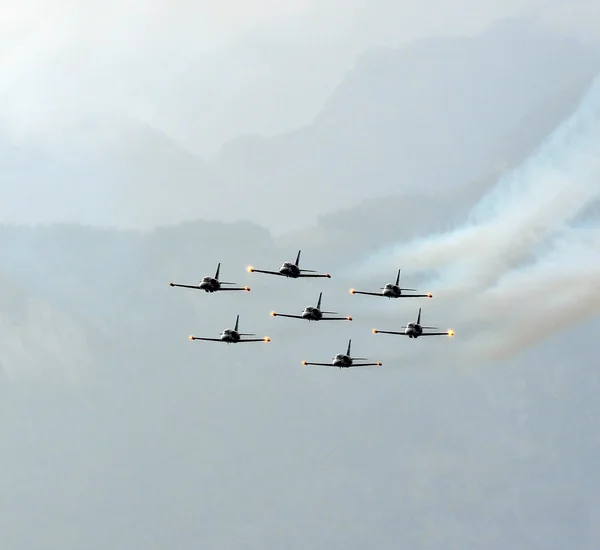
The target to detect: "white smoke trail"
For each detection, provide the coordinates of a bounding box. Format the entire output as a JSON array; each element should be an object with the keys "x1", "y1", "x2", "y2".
[
  {"x1": 359, "y1": 73, "x2": 600, "y2": 298},
  {"x1": 353, "y1": 73, "x2": 600, "y2": 360},
  {"x1": 362, "y1": 226, "x2": 600, "y2": 367},
  {"x1": 463, "y1": 225, "x2": 600, "y2": 361}
]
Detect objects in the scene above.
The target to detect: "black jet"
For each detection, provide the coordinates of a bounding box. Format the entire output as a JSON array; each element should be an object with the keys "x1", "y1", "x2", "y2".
[
  {"x1": 302, "y1": 339, "x2": 381, "y2": 369},
  {"x1": 170, "y1": 263, "x2": 250, "y2": 293},
  {"x1": 189, "y1": 315, "x2": 270, "y2": 344},
  {"x1": 373, "y1": 308, "x2": 454, "y2": 339},
  {"x1": 270, "y1": 292, "x2": 352, "y2": 322},
  {"x1": 247, "y1": 250, "x2": 330, "y2": 279},
  {"x1": 350, "y1": 269, "x2": 432, "y2": 299}
]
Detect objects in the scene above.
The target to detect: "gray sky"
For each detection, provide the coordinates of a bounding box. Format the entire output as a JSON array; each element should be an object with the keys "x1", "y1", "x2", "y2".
[
  {"x1": 1, "y1": 4, "x2": 599, "y2": 548},
  {"x1": 1, "y1": 0, "x2": 597, "y2": 156}
]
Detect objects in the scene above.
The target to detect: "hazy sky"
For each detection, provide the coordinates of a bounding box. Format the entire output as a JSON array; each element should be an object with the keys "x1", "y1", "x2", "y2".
[
  {"x1": 1, "y1": 0, "x2": 597, "y2": 155},
  {"x1": 1, "y1": 4, "x2": 599, "y2": 548}
]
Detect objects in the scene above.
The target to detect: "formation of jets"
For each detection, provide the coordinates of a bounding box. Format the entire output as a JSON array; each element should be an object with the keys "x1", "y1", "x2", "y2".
[{"x1": 170, "y1": 250, "x2": 454, "y2": 368}]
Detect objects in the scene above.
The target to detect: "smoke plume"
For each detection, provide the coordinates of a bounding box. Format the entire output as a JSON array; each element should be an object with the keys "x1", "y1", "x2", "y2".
[{"x1": 357, "y1": 73, "x2": 600, "y2": 361}]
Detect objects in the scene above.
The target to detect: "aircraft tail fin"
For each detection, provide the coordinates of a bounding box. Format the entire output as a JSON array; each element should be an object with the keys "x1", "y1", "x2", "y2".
[
  {"x1": 234, "y1": 315, "x2": 239, "y2": 332},
  {"x1": 215, "y1": 262, "x2": 221, "y2": 280}
]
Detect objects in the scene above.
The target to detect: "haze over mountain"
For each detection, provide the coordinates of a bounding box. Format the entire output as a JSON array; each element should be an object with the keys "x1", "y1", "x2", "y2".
[
  {"x1": 214, "y1": 17, "x2": 600, "y2": 232},
  {"x1": 1, "y1": 10, "x2": 600, "y2": 231},
  {"x1": 1, "y1": 4, "x2": 599, "y2": 549},
  {"x1": 1, "y1": 1, "x2": 598, "y2": 150}
]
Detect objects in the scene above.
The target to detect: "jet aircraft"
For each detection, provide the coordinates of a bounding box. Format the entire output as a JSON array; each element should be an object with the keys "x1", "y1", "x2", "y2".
[
  {"x1": 302, "y1": 339, "x2": 382, "y2": 369},
  {"x1": 270, "y1": 292, "x2": 352, "y2": 322},
  {"x1": 350, "y1": 269, "x2": 432, "y2": 299},
  {"x1": 372, "y1": 308, "x2": 454, "y2": 339},
  {"x1": 170, "y1": 263, "x2": 250, "y2": 293},
  {"x1": 189, "y1": 315, "x2": 270, "y2": 344},
  {"x1": 247, "y1": 250, "x2": 330, "y2": 279}
]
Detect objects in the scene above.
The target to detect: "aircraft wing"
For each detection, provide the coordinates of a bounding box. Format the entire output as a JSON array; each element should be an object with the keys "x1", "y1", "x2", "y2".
[
  {"x1": 248, "y1": 268, "x2": 285, "y2": 276},
  {"x1": 238, "y1": 338, "x2": 270, "y2": 343},
  {"x1": 420, "y1": 331, "x2": 454, "y2": 336},
  {"x1": 170, "y1": 283, "x2": 201, "y2": 289},
  {"x1": 321, "y1": 316, "x2": 352, "y2": 321},
  {"x1": 271, "y1": 313, "x2": 304, "y2": 319},
  {"x1": 302, "y1": 362, "x2": 381, "y2": 367},
  {"x1": 189, "y1": 336, "x2": 223, "y2": 342},
  {"x1": 298, "y1": 272, "x2": 331, "y2": 278},
  {"x1": 372, "y1": 329, "x2": 407, "y2": 335},
  {"x1": 400, "y1": 293, "x2": 432, "y2": 298},
  {"x1": 217, "y1": 286, "x2": 250, "y2": 291},
  {"x1": 350, "y1": 290, "x2": 384, "y2": 296}
]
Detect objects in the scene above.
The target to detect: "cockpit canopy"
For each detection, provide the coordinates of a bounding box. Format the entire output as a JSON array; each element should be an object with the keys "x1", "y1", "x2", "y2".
[
  {"x1": 384, "y1": 283, "x2": 393, "y2": 289},
  {"x1": 407, "y1": 323, "x2": 414, "y2": 328},
  {"x1": 334, "y1": 353, "x2": 344, "y2": 360},
  {"x1": 202, "y1": 276, "x2": 212, "y2": 282}
]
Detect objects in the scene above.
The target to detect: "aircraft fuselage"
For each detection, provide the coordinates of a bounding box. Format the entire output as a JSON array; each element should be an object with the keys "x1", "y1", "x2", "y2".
[
  {"x1": 382, "y1": 283, "x2": 402, "y2": 298},
  {"x1": 405, "y1": 323, "x2": 423, "y2": 338},
  {"x1": 220, "y1": 329, "x2": 240, "y2": 343},
  {"x1": 301, "y1": 306, "x2": 322, "y2": 321},
  {"x1": 333, "y1": 354, "x2": 352, "y2": 368},
  {"x1": 279, "y1": 262, "x2": 301, "y2": 278},
  {"x1": 199, "y1": 276, "x2": 220, "y2": 292}
]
